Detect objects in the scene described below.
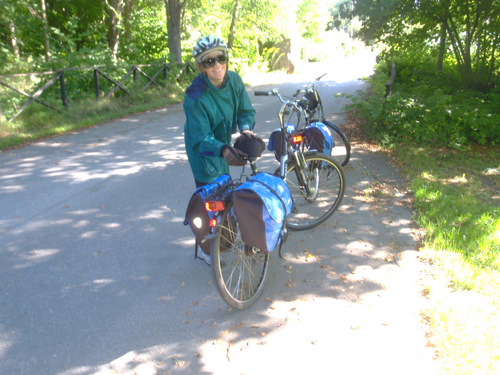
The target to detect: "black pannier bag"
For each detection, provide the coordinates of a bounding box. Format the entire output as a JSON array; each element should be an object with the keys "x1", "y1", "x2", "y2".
[
  {"x1": 184, "y1": 174, "x2": 232, "y2": 254},
  {"x1": 232, "y1": 173, "x2": 293, "y2": 253},
  {"x1": 305, "y1": 122, "x2": 334, "y2": 154},
  {"x1": 267, "y1": 123, "x2": 296, "y2": 161}
]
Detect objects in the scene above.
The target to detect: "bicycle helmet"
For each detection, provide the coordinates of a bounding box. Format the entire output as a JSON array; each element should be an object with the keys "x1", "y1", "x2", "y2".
[
  {"x1": 193, "y1": 36, "x2": 228, "y2": 62},
  {"x1": 233, "y1": 133, "x2": 266, "y2": 160}
]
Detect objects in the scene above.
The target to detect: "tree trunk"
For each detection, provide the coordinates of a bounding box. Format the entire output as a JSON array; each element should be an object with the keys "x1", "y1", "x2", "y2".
[
  {"x1": 106, "y1": 0, "x2": 125, "y2": 60},
  {"x1": 9, "y1": 21, "x2": 19, "y2": 58},
  {"x1": 165, "y1": 0, "x2": 186, "y2": 64},
  {"x1": 227, "y1": 0, "x2": 240, "y2": 50},
  {"x1": 437, "y1": 21, "x2": 446, "y2": 72},
  {"x1": 123, "y1": 0, "x2": 136, "y2": 42},
  {"x1": 40, "y1": 0, "x2": 50, "y2": 62}
]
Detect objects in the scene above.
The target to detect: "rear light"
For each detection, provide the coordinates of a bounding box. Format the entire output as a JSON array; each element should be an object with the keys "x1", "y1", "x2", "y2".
[
  {"x1": 206, "y1": 201, "x2": 225, "y2": 211},
  {"x1": 209, "y1": 219, "x2": 218, "y2": 227},
  {"x1": 292, "y1": 135, "x2": 303, "y2": 144}
]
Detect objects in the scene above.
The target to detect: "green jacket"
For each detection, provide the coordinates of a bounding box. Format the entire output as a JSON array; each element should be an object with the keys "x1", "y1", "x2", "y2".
[{"x1": 183, "y1": 71, "x2": 255, "y2": 184}]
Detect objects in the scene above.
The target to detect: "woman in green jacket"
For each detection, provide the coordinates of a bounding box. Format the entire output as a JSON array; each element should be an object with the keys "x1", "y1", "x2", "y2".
[{"x1": 183, "y1": 36, "x2": 256, "y2": 188}]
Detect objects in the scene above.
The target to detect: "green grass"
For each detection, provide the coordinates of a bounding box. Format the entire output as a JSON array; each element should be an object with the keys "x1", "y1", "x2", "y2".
[
  {"x1": 394, "y1": 144, "x2": 500, "y2": 374},
  {"x1": 0, "y1": 82, "x2": 185, "y2": 150}
]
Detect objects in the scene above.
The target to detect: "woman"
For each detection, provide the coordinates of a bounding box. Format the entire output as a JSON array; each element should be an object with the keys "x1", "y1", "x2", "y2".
[
  {"x1": 183, "y1": 36, "x2": 256, "y2": 265},
  {"x1": 183, "y1": 35, "x2": 256, "y2": 188}
]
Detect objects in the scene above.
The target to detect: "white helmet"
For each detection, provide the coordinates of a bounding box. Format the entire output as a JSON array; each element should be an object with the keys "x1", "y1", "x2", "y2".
[{"x1": 193, "y1": 36, "x2": 228, "y2": 62}]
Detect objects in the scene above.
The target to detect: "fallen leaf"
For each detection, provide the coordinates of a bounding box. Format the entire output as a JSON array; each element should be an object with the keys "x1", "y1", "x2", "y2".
[
  {"x1": 181, "y1": 280, "x2": 186, "y2": 287},
  {"x1": 175, "y1": 360, "x2": 187, "y2": 368}
]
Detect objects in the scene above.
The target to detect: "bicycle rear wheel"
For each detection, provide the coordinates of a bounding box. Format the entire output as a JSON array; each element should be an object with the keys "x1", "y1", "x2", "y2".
[
  {"x1": 211, "y1": 201, "x2": 270, "y2": 309},
  {"x1": 323, "y1": 120, "x2": 351, "y2": 167},
  {"x1": 285, "y1": 152, "x2": 345, "y2": 231}
]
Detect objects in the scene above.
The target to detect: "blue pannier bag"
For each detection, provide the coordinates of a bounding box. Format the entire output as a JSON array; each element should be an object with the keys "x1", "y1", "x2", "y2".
[
  {"x1": 305, "y1": 122, "x2": 333, "y2": 154},
  {"x1": 184, "y1": 174, "x2": 232, "y2": 254},
  {"x1": 233, "y1": 173, "x2": 293, "y2": 253},
  {"x1": 268, "y1": 123, "x2": 295, "y2": 161}
]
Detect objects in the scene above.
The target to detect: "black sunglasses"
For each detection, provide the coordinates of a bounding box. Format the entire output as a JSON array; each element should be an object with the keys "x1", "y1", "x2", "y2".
[{"x1": 201, "y1": 54, "x2": 228, "y2": 68}]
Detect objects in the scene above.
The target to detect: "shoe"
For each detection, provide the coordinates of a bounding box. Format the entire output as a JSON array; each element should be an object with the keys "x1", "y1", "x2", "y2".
[{"x1": 197, "y1": 247, "x2": 211, "y2": 266}]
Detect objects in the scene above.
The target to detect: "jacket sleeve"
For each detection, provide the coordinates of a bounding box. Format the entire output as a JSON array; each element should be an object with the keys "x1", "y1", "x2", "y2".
[
  {"x1": 185, "y1": 99, "x2": 225, "y2": 157},
  {"x1": 234, "y1": 74, "x2": 256, "y2": 132}
]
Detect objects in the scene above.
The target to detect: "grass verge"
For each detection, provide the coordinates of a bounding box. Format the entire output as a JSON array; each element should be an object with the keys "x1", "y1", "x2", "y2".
[
  {"x1": 386, "y1": 143, "x2": 499, "y2": 374},
  {"x1": 0, "y1": 82, "x2": 185, "y2": 151}
]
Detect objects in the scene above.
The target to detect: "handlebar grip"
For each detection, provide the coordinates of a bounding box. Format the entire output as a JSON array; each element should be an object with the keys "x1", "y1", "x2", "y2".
[
  {"x1": 254, "y1": 90, "x2": 273, "y2": 96},
  {"x1": 316, "y1": 73, "x2": 327, "y2": 81}
]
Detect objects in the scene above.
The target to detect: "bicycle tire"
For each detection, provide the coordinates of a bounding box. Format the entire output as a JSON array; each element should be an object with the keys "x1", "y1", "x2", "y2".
[
  {"x1": 285, "y1": 152, "x2": 345, "y2": 231},
  {"x1": 322, "y1": 120, "x2": 351, "y2": 167},
  {"x1": 211, "y1": 201, "x2": 270, "y2": 309}
]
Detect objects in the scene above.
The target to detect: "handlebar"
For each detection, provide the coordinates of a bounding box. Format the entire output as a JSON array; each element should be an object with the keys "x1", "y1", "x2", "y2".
[
  {"x1": 316, "y1": 73, "x2": 327, "y2": 81},
  {"x1": 254, "y1": 88, "x2": 287, "y2": 104},
  {"x1": 254, "y1": 90, "x2": 275, "y2": 96}
]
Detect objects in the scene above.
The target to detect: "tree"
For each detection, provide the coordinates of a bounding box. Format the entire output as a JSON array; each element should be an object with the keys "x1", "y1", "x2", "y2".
[
  {"x1": 40, "y1": 0, "x2": 50, "y2": 62},
  {"x1": 227, "y1": 0, "x2": 240, "y2": 50},
  {"x1": 105, "y1": 0, "x2": 125, "y2": 60},
  {"x1": 9, "y1": 21, "x2": 20, "y2": 58},
  {"x1": 352, "y1": 0, "x2": 500, "y2": 89},
  {"x1": 165, "y1": 0, "x2": 187, "y2": 63}
]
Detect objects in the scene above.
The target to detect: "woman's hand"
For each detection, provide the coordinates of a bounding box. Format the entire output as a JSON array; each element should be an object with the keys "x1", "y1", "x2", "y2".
[
  {"x1": 241, "y1": 129, "x2": 255, "y2": 137},
  {"x1": 222, "y1": 146, "x2": 247, "y2": 166}
]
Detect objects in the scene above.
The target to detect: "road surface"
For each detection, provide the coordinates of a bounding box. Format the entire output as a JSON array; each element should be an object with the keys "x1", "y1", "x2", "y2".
[{"x1": 0, "y1": 62, "x2": 438, "y2": 374}]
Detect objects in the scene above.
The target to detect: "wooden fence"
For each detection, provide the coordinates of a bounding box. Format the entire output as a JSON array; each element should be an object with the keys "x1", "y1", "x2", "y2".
[{"x1": 0, "y1": 62, "x2": 196, "y2": 122}]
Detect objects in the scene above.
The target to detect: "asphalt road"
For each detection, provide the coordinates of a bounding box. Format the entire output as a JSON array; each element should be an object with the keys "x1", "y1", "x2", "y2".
[{"x1": 0, "y1": 63, "x2": 439, "y2": 374}]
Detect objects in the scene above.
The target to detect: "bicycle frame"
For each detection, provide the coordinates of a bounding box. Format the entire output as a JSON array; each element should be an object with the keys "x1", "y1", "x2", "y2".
[{"x1": 255, "y1": 89, "x2": 317, "y2": 196}]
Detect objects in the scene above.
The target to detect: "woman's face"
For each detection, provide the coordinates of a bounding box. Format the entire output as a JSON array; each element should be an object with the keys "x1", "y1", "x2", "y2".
[{"x1": 200, "y1": 51, "x2": 227, "y2": 87}]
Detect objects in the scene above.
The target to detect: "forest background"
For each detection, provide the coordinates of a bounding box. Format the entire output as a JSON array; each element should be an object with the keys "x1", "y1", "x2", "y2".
[{"x1": 1, "y1": 1, "x2": 500, "y2": 374}]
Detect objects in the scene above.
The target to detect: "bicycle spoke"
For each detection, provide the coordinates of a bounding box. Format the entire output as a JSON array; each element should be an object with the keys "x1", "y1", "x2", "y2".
[
  {"x1": 285, "y1": 154, "x2": 345, "y2": 230},
  {"x1": 212, "y1": 202, "x2": 270, "y2": 309}
]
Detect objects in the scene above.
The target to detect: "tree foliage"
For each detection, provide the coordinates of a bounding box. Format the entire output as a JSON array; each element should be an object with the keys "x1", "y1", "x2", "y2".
[
  {"x1": 0, "y1": 0, "x2": 320, "y2": 73},
  {"x1": 351, "y1": 0, "x2": 500, "y2": 89}
]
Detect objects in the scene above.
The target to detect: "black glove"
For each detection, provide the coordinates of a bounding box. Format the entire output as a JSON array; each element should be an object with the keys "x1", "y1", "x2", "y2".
[{"x1": 222, "y1": 146, "x2": 247, "y2": 166}]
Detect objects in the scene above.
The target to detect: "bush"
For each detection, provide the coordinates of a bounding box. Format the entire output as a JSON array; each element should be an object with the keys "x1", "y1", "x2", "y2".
[{"x1": 347, "y1": 60, "x2": 500, "y2": 147}]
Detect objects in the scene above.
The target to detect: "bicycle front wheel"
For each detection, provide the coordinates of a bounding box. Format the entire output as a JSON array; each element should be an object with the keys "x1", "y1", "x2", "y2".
[
  {"x1": 285, "y1": 152, "x2": 345, "y2": 231},
  {"x1": 323, "y1": 120, "x2": 351, "y2": 167},
  {"x1": 211, "y1": 201, "x2": 270, "y2": 309}
]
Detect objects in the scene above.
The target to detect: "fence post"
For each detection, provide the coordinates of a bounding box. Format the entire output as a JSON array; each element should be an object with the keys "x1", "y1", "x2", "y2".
[
  {"x1": 94, "y1": 68, "x2": 100, "y2": 100},
  {"x1": 59, "y1": 71, "x2": 68, "y2": 108},
  {"x1": 385, "y1": 61, "x2": 396, "y2": 97},
  {"x1": 133, "y1": 66, "x2": 137, "y2": 83}
]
